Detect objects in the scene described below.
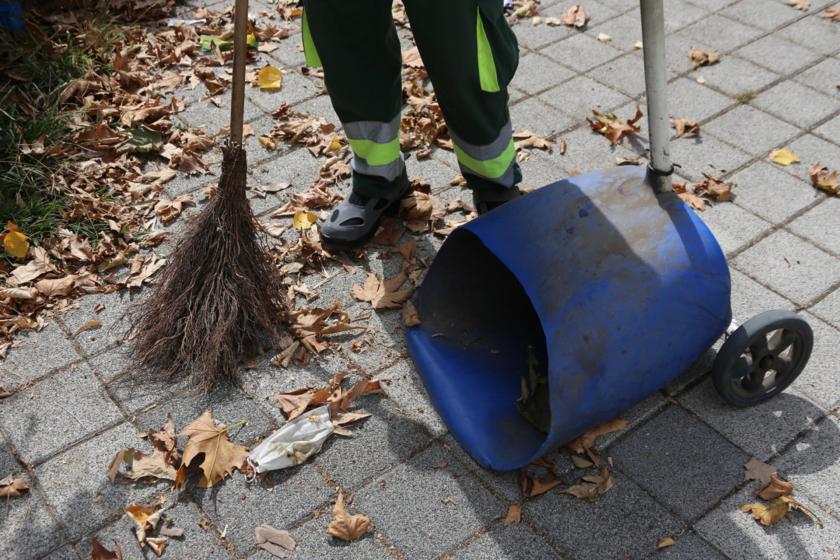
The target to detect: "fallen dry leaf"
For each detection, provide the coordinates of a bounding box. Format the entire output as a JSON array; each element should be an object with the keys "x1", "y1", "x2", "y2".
[
  {"x1": 821, "y1": 6, "x2": 840, "y2": 21},
  {"x1": 561, "y1": 4, "x2": 589, "y2": 28},
  {"x1": 769, "y1": 148, "x2": 801, "y2": 166},
  {"x1": 125, "y1": 503, "x2": 165, "y2": 553},
  {"x1": 671, "y1": 118, "x2": 700, "y2": 138},
  {"x1": 293, "y1": 210, "x2": 318, "y2": 230},
  {"x1": 673, "y1": 182, "x2": 707, "y2": 211},
  {"x1": 657, "y1": 537, "x2": 676, "y2": 549},
  {"x1": 688, "y1": 48, "x2": 720, "y2": 68},
  {"x1": 35, "y1": 275, "x2": 77, "y2": 297},
  {"x1": 520, "y1": 471, "x2": 564, "y2": 498},
  {"x1": 741, "y1": 499, "x2": 790, "y2": 526},
  {"x1": 567, "y1": 418, "x2": 628, "y2": 457},
  {"x1": 758, "y1": 474, "x2": 794, "y2": 500},
  {"x1": 256, "y1": 65, "x2": 283, "y2": 91},
  {"x1": 74, "y1": 319, "x2": 102, "y2": 336},
  {"x1": 587, "y1": 107, "x2": 643, "y2": 145},
  {"x1": 562, "y1": 466, "x2": 616, "y2": 501},
  {"x1": 180, "y1": 411, "x2": 249, "y2": 488},
  {"x1": 0, "y1": 475, "x2": 29, "y2": 498},
  {"x1": 255, "y1": 524, "x2": 296, "y2": 558},
  {"x1": 503, "y1": 503, "x2": 523, "y2": 526},
  {"x1": 402, "y1": 300, "x2": 421, "y2": 327},
  {"x1": 809, "y1": 164, "x2": 839, "y2": 196},
  {"x1": 91, "y1": 538, "x2": 122, "y2": 560},
  {"x1": 327, "y1": 492, "x2": 370, "y2": 542},
  {"x1": 3, "y1": 227, "x2": 29, "y2": 259},
  {"x1": 352, "y1": 271, "x2": 414, "y2": 310},
  {"x1": 786, "y1": 0, "x2": 810, "y2": 10},
  {"x1": 694, "y1": 173, "x2": 734, "y2": 202}
]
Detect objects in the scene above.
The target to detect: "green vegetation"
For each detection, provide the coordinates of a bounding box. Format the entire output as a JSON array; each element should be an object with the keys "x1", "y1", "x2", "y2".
[{"x1": 735, "y1": 90, "x2": 756, "y2": 104}]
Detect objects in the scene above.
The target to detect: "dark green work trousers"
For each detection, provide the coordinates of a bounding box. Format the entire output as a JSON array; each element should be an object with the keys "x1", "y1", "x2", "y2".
[{"x1": 301, "y1": 0, "x2": 522, "y2": 198}]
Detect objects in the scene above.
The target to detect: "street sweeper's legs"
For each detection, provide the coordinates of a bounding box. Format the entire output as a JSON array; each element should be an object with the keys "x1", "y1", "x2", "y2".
[{"x1": 302, "y1": 0, "x2": 523, "y2": 247}]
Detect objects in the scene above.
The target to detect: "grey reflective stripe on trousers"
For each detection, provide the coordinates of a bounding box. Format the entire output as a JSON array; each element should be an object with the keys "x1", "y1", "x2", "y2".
[
  {"x1": 344, "y1": 116, "x2": 405, "y2": 182},
  {"x1": 449, "y1": 120, "x2": 517, "y2": 187}
]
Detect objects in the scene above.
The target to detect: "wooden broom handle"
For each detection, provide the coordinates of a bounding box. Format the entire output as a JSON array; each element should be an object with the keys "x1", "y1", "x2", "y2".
[{"x1": 230, "y1": 0, "x2": 249, "y2": 145}]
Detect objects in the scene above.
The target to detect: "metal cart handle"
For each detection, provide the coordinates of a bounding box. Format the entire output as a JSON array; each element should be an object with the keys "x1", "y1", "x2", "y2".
[{"x1": 640, "y1": 0, "x2": 673, "y2": 192}]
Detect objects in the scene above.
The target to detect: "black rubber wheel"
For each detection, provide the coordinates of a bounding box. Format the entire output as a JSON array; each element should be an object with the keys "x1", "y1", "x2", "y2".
[{"x1": 712, "y1": 310, "x2": 813, "y2": 408}]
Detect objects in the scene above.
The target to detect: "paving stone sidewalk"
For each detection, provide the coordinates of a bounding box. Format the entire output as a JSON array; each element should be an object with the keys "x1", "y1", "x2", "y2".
[{"x1": 2, "y1": 0, "x2": 839, "y2": 558}]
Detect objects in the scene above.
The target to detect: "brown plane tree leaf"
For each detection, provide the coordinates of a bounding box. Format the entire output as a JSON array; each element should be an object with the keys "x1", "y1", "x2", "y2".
[
  {"x1": 786, "y1": 0, "x2": 810, "y2": 10},
  {"x1": 688, "y1": 48, "x2": 720, "y2": 68},
  {"x1": 744, "y1": 458, "x2": 777, "y2": 487},
  {"x1": 671, "y1": 118, "x2": 700, "y2": 138},
  {"x1": 809, "y1": 164, "x2": 839, "y2": 196},
  {"x1": 673, "y1": 182, "x2": 707, "y2": 211},
  {"x1": 402, "y1": 300, "x2": 422, "y2": 326},
  {"x1": 180, "y1": 411, "x2": 249, "y2": 487},
  {"x1": 560, "y1": 4, "x2": 590, "y2": 28},
  {"x1": 562, "y1": 467, "x2": 616, "y2": 501},
  {"x1": 694, "y1": 174, "x2": 733, "y2": 202},
  {"x1": 567, "y1": 418, "x2": 628, "y2": 456},
  {"x1": 0, "y1": 475, "x2": 29, "y2": 498},
  {"x1": 91, "y1": 538, "x2": 122, "y2": 560},
  {"x1": 741, "y1": 500, "x2": 790, "y2": 526},
  {"x1": 758, "y1": 474, "x2": 794, "y2": 500},
  {"x1": 503, "y1": 503, "x2": 523, "y2": 525},
  {"x1": 821, "y1": 6, "x2": 840, "y2": 20},
  {"x1": 327, "y1": 492, "x2": 370, "y2": 541},
  {"x1": 255, "y1": 524, "x2": 296, "y2": 558},
  {"x1": 587, "y1": 107, "x2": 643, "y2": 145},
  {"x1": 352, "y1": 271, "x2": 414, "y2": 310},
  {"x1": 520, "y1": 471, "x2": 564, "y2": 498}
]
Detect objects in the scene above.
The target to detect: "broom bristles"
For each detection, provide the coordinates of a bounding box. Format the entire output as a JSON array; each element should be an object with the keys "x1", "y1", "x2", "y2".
[{"x1": 128, "y1": 144, "x2": 287, "y2": 391}]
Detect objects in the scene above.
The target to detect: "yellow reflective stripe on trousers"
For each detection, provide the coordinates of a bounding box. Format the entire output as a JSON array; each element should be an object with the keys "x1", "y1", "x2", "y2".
[
  {"x1": 347, "y1": 137, "x2": 401, "y2": 167},
  {"x1": 476, "y1": 7, "x2": 500, "y2": 93},
  {"x1": 454, "y1": 138, "x2": 515, "y2": 180},
  {"x1": 301, "y1": 11, "x2": 322, "y2": 68}
]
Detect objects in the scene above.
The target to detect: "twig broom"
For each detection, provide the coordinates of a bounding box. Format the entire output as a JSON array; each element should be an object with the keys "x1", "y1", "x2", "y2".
[{"x1": 129, "y1": 0, "x2": 286, "y2": 391}]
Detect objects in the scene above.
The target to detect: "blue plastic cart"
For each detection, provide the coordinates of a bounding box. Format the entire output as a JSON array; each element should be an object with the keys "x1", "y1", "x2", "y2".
[
  {"x1": 0, "y1": 1, "x2": 22, "y2": 31},
  {"x1": 406, "y1": 0, "x2": 814, "y2": 471}
]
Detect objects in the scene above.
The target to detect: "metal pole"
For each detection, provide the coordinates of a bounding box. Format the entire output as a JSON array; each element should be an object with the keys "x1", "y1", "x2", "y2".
[{"x1": 640, "y1": 0, "x2": 672, "y2": 192}]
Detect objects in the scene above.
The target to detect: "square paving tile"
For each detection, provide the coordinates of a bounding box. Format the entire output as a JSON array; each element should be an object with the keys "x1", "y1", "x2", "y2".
[
  {"x1": 77, "y1": 500, "x2": 233, "y2": 560},
  {"x1": 61, "y1": 291, "x2": 141, "y2": 356},
  {"x1": 354, "y1": 442, "x2": 504, "y2": 560},
  {"x1": 774, "y1": 414, "x2": 840, "y2": 516},
  {"x1": 0, "y1": 321, "x2": 79, "y2": 390},
  {"x1": 792, "y1": 313, "x2": 840, "y2": 410},
  {"x1": 786, "y1": 133, "x2": 840, "y2": 185},
  {"x1": 666, "y1": 77, "x2": 734, "y2": 123},
  {"x1": 696, "y1": 485, "x2": 840, "y2": 560},
  {"x1": 587, "y1": 52, "x2": 648, "y2": 98},
  {"x1": 729, "y1": 161, "x2": 821, "y2": 224},
  {"x1": 0, "y1": 363, "x2": 123, "y2": 465},
  {"x1": 722, "y1": 0, "x2": 806, "y2": 30},
  {"x1": 585, "y1": 9, "x2": 643, "y2": 52},
  {"x1": 796, "y1": 57, "x2": 840, "y2": 99},
  {"x1": 192, "y1": 463, "x2": 333, "y2": 557},
  {"x1": 542, "y1": 33, "x2": 624, "y2": 73},
  {"x1": 610, "y1": 405, "x2": 750, "y2": 520},
  {"x1": 540, "y1": 75, "x2": 632, "y2": 118},
  {"x1": 451, "y1": 523, "x2": 561, "y2": 560},
  {"x1": 705, "y1": 105, "x2": 800, "y2": 157},
  {"x1": 683, "y1": 14, "x2": 764, "y2": 52},
  {"x1": 378, "y1": 359, "x2": 448, "y2": 437},
  {"x1": 753, "y1": 81, "x2": 839, "y2": 129},
  {"x1": 693, "y1": 56, "x2": 781, "y2": 98},
  {"x1": 553, "y1": 125, "x2": 640, "y2": 174},
  {"x1": 735, "y1": 35, "x2": 823, "y2": 76},
  {"x1": 36, "y1": 422, "x2": 168, "y2": 541},
  {"x1": 811, "y1": 286, "x2": 840, "y2": 329},
  {"x1": 509, "y1": 97, "x2": 577, "y2": 139},
  {"x1": 788, "y1": 197, "x2": 840, "y2": 257},
  {"x1": 669, "y1": 134, "x2": 752, "y2": 181},
  {"x1": 510, "y1": 52, "x2": 576, "y2": 95},
  {"x1": 729, "y1": 268, "x2": 794, "y2": 323},
  {"x1": 680, "y1": 378, "x2": 826, "y2": 460},
  {"x1": 778, "y1": 13, "x2": 840, "y2": 55},
  {"x1": 0, "y1": 474, "x2": 68, "y2": 560},
  {"x1": 697, "y1": 201, "x2": 772, "y2": 256},
  {"x1": 732, "y1": 230, "x2": 840, "y2": 305},
  {"x1": 526, "y1": 470, "x2": 683, "y2": 559}
]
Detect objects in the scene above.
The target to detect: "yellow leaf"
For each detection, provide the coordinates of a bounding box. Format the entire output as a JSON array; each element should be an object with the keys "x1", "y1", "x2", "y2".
[
  {"x1": 4, "y1": 230, "x2": 29, "y2": 259},
  {"x1": 179, "y1": 411, "x2": 249, "y2": 488},
  {"x1": 769, "y1": 149, "x2": 801, "y2": 166},
  {"x1": 758, "y1": 474, "x2": 794, "y2": 500},
  {"x1": 741, "y1": 500, "x2": 790, "y2": 526},
  {"x1": 293, "y1": 210, "x2": 318, "y2": 230},
  {"x1": 256, "y1": 65, "x2": 282, "y2": 91}
]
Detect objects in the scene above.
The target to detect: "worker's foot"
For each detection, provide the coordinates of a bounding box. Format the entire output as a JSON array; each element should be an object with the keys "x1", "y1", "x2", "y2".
[
  {"x1": 320, "y1": 173, "x2": 409, "y2": 249},
  {"x1": 473, "y1": 184, "x2": 523, "y2": 215}
]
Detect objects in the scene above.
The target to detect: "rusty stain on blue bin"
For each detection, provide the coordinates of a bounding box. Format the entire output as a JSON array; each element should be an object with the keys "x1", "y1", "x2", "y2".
[{"x1": 406, "y1": 165, "x2": 732, "y2": 470}]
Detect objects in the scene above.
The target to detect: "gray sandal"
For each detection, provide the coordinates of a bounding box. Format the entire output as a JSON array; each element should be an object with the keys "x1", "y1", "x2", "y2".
[{"x1": 321, "y1": 175, "x2": 410, "y2": 249}]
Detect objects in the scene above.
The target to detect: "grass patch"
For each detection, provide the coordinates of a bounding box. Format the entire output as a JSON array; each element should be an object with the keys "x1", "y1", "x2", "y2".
[
  {"x1": 735, "y1": 90, "x2": 756, "y2": 104},
  {"x1": 0, "y1": 18, "x2": 119, "y2": 246}
]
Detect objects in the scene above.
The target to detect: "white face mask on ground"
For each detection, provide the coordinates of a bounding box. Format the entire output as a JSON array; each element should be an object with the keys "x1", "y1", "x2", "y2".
[{"x1": 247, "y1": 405, "x2": 334, "y2": 474}]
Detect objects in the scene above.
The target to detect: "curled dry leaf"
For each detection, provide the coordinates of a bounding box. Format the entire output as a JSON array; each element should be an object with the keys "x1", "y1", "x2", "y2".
[
  {"x1": 673, "y1": 182, "x2": 707, "y2": 211},
  {"x1": 503, "y1": 503, "x2": 523, "y2": 526},
  {"x1": 74, "y1": 319, "x2": 102, "y2": 336},
  {"x1": 758, "y1": 474, "x2": 794, "y2": 500},
  {"x1": 822, "y1": 6, "x2": 840, "y2": 21},
  {"x1": 567, "y1": 417, "x2": 628, "y2": 456},
  {"x1": 0, "y1": 475, "x2": 29, "y2": 498},
  {"x1": 809, "y1": 164, "x2": 839, "y2": 196},
  {"x1": 694, "y1": 174, "x2": 733, "y2": 202},
  {"x1": 255, "y1": 524, "x2": 296, "y2": 558},
  {"x1": 35, "y1": 275, "x2": 77, "y2": 297},
  {"x1": 513, "y1": 130, "x2": 554, "y2": 152},
  {"x1": 327, "y1": 492, "x2": 370, "y2": 541},
  {"x1": 786, "y1": 0, "x2": 810, "y2": 10},
  {"x1": 125, "y1": 503, "x2": 165, "y2": 554},
  {"x1": 520, "y1": 470, "x2": 564, "y2": 498},
  {"x1": 179, "y1": 411, "x2": 249, "y2": 488},
  {"x1": 562, "y1": 466, "x2": 616, "y2": 501},
  {"x1": 688, "y1": 48, "x2": 720, "y2": 69},
  {"x1": 587, "y1": 107, "x2": 643, "y2": 145},
  {"x1": 671, "y1": 118, "x2": 700, "y2": 138},
  {"x1": 352, "y1": 271, "x2": 414, "y2": 310},
  {"x1": 657, "y1": 537, "x2": 676, "y2": 549},
  {"x1": 560, "y1": 4, "x2": 589, "y2": 28}
]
